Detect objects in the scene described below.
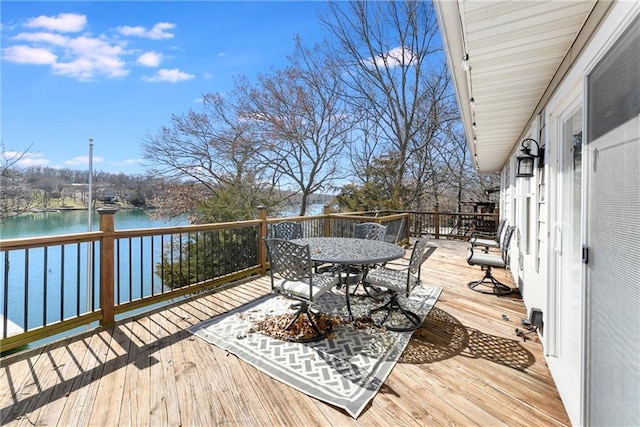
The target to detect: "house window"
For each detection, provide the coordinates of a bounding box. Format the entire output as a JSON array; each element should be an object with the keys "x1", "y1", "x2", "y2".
[{"x1": 587, "y1": 15, "x2": 640, "y2": 141}]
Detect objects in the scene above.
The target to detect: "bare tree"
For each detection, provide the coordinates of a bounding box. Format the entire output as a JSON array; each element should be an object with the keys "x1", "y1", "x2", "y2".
[
  {"x1": 345, "y1": 99, "x2": 386, "y2": 183},
  {"x1": 141, "y1": 92, "x2": 280, "y2": 220},
  {"x1": 322, "y1": 0, "x2": 447, "y2": 209},
  {"x1": 1, "y1": 143, "x2": 35, "y2": 217},
  {"x1": 237, "y1": 37, "x2": 353, "y2": 215},
  {"x1": 142, "y1": 93, "x2": 265, "y2": 189}
]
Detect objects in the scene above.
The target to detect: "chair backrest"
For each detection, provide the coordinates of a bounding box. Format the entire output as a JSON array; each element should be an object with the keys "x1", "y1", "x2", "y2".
[
  {"x1": 273, "y1": 221, "x2": 303, "y2": 240},
  {"x1": 409, "y1": 237, "x2": 432, "y2": 277},
  {"x1": 495, "y1": 219, "x2": 507, "y2": 243},
  {"x1": 385, "y1": 217, "x2": 406, "y2": 244},
  {"x1": 398, "y1": 236, "x2": 434, "y2": 294},
  {"x1": 353, "y1": 222, "x2": 387, "y2": 241},
  {"x1": 501, "y1": 226, "x2": 516, "y2": 264},
  {"x1": 265, "y1": 238, "x2": 312, "y2": 284}
]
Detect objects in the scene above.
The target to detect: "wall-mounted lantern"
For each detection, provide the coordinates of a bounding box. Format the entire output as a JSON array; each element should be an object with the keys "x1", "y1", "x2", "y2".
[{"x1": 516, "y1": 138, "x2": 543, "y2": 178}]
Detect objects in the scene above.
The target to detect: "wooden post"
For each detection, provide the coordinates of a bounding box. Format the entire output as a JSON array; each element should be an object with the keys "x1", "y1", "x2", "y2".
[
  {"x1": 98, "y1": 208, "x2": 117, "y2": 326},
  {"x1": 323, "y1": 205, "x2": 331, "y2": 237},
  {"x1": 257, "y1": 206, "x2": 268, "y2": 274},
  {"x1": 434, "y1": 204, "x2": 440, "y2": 240},
  {"x1": 358, "y1": 204, "x2": 367, "y2": 225},
  {"x1": 403, "y1": 213, "x2": 410, "y2": 242}
]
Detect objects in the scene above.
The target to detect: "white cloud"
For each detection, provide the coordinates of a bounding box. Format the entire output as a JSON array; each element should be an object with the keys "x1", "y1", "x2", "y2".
[
  {"x1": 136, "y1": 51, "x2": 162, "y2": 67},
  {"x1": 52, "y1": 57, "x2": 129, "y2": 80},
  {"x1": 51, "y1": 36, "x2": 129, "y2": 80},
  {"x1": 3, "y1": 151, "x2": 51, "y2": 168},
  {"x1": 217, "y1": 52, "x2": 226, "y2": 57},
  {"x1": 144, "y1": 68, "x2": 194, "y2": 83},
  {"x1": 117, "y1": 22, "x2": 175, "y2": 40},
  {"x1": 108, "y1": 158, "x2": 142, "y2": 167},
  {"x1": 4, "y1": 15, "x2": 181, "y2": 82},
  {"x1": 2, "y1": 45, "x2": 57, "y2": 64},
  {"x1": 365, "y1": 46, "x2": 415, "y2": 68},
  {"x1": 25, "y1": 13, "x2": 87, "y2": 33},
  {"x1": 65, "y1": 155, "x2": 104, "y2": 166},
  {"x1": 13, "y1": 31, "x2": 69, "y2": 46},
  {"x1": 6, "y1": 30, "x2": 129, "y2": 80}
]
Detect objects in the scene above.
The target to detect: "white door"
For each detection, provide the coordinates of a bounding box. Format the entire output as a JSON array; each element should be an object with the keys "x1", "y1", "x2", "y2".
[
  {"x1": 584, "y1": 13, "x2": 640, "y2": 425},
  {"x1": 550, "y1": 104, "x2": 584, "y2": 420}
]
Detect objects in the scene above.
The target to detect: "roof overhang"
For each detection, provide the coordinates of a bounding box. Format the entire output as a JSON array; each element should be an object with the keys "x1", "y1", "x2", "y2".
[{"x1": 434, "y1": 0, "x2": 603, "y2": 174}]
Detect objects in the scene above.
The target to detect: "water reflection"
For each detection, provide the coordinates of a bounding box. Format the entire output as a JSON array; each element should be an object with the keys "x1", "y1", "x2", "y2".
[{"x1": 0, "y1": 209, "x2": 187, "y2": 240}]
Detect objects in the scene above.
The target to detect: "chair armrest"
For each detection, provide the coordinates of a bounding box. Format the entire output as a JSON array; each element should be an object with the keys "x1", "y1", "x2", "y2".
[
  {"x1": 471, "y1": 231, "x2": 497, "y2": 240},
  {"x1": 466, "y1": 246, "x2": 475, "y2": 265}
]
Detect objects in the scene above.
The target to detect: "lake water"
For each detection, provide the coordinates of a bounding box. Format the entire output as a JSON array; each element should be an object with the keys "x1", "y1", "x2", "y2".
[
  {"x1": 0, "y1": 206, "x2": 324, "y2": 348},
  {"x1": 0, "y1": 209, "x2": 188, "y2": 240},
  {"x1": 0, "y1": 210, "x2": 188, "y2": 348}
]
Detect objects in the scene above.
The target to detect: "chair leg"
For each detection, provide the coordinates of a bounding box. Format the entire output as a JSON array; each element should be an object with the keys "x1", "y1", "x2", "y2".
[
  {"x1": 369, "y1": 294, "x2": 422, "y2": 332},
  {"x1": 350, "y1": 282, "x2": 385, "y2": 300},
  {"x1": 284, "y1": 302, "x2": 332, "y2": 343},
  {"x1": 349, "y1": 265, "x2": 385, "y2": 300},
  {"x1": 467, "y1": 266, "x2": 512, "y2": 295}
]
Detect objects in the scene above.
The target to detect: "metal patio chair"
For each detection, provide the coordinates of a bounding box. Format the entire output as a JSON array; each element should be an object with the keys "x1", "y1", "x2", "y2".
[
  {"x1": 272, "y1": 221, "x2": 303, "y2": 240},
  {"x1": 466, "y1": 226, "x2": 515, "y2": 295},
  {"x1": 469, "y1": 218, "x2": 506, "y2": 252},
  {"x1": 265, "y1": 238, "x2": 339, "y2": 342},
  {"x1": 364, "y1": 237, "x2": 435, "y2": 331},
  {"x1": 353, "y1": 222, "x2": 387, "y2": 241},
  {"x1": 385, "y1": 217, "x2": 406, "y2": 244},
  {"x1": 349, "y1": 222, "x2": 388, "y2": 296}
]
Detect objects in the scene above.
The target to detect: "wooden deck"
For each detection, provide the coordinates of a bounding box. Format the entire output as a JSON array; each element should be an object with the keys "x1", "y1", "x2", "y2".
[{"x1": 0, "y1": 239, "x2": 570, "y2": 426}]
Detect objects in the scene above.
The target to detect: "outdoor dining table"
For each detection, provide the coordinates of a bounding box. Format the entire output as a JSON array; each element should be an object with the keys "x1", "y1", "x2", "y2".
[{"x1": 292, "y1": 237, "x2": 406, "y2": 320}]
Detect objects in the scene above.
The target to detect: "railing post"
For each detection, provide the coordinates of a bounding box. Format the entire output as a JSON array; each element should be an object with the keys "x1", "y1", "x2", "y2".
[
  {"x1": 403, "y1": 213, "x2": 410, "y2": 242},
  {"x1": 323, "y1": 205, "x2": 331, "y2": 237},
  {"x1": 98, "y1": 208, "x2": 117, "y2": 326},
  {"x1": 358, "y1": 204, "x2": 367, "y2": 225},
  {"x1": 434, "y1": 205, "x2": 440, "y2": 240},
  {"x1": 258, "y1": 206, "x2": 268, "y2": 274}
]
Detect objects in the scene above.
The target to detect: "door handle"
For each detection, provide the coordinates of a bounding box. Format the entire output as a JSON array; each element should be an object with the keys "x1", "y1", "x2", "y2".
[{"x1": 553, "y1": 223, "x2": 562, "y2": 254}]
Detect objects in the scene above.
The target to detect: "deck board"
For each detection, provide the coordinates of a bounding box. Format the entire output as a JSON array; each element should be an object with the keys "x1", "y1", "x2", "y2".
[{"x1": 0, "y1": 239, "x2": 571, "y2": 426}]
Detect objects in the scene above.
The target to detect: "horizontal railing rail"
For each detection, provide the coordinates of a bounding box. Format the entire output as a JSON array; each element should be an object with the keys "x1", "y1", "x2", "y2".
[
  {"x1": 1, "y1": 210, "x2": 263, "y2": 352},
  {"x1": 1, "y1": 207, "x2": 495, "y2": 352},
  {"x1": 406, "y1": 211, "x2": 499, "y2": 240}
]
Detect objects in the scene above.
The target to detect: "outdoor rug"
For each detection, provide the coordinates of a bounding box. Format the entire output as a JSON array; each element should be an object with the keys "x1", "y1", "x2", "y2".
[{"x1": 188, "y1": 285, "x2": 442, "y2": 418}]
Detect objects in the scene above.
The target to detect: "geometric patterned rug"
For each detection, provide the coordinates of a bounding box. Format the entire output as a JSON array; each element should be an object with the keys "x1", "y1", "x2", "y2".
[{"x1": 189, "y1": 285, "x2": 442, "y2": 418}]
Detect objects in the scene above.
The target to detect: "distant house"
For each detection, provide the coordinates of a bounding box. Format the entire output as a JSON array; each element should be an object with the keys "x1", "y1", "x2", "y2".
[
  {"x1": 97, "y1": 190, "x2": 118, "y2": 203},
  {"x1": 434, "y1": 1, "x2": 639, "y2": 425}
]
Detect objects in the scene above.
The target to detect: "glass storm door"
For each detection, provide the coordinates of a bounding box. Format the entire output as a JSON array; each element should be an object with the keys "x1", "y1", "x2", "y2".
[{"x1": 552, "y1": 105, "x2": 584, "y2": 417}]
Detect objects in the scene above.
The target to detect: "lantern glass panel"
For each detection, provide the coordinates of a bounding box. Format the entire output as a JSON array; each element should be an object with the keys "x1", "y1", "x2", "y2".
[{"x1": 517, "y1": 156, "x2": 534, "y2": 177}]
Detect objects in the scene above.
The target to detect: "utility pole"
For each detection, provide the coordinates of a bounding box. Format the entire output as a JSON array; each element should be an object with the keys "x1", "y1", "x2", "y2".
[{"x1": 87, "y1": 138, "x2": 94, "y2": 317}]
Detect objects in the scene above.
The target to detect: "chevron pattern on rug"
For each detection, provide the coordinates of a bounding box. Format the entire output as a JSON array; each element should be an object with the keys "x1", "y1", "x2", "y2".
[{"x1": 189, "y1": 285, "x2": 442, "y2": 418}]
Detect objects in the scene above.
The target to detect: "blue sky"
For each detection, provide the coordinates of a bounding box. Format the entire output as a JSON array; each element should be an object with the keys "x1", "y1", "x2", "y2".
[{"x1": 1, "y1": 1, "x2": 330, "y2": 175}]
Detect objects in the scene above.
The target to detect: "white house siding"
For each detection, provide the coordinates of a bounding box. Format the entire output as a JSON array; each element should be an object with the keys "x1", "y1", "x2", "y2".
[
  {"x1": 507, "y1": 2, "x2": 640, "y2": 425},
  {"x1": 435, "y1": 0, "x2": 639, "y2": 423}
]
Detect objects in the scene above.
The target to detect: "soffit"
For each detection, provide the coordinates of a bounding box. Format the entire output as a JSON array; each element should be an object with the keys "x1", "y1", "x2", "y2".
[{"x1": 436, "y1": 0, "x2": 598, "y2": 173}]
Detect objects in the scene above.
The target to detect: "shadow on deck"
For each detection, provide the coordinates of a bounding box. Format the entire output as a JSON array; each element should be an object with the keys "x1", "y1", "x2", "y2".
[{"x1": 0, "y1": 239, "x2": 569, "y2": 426}]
